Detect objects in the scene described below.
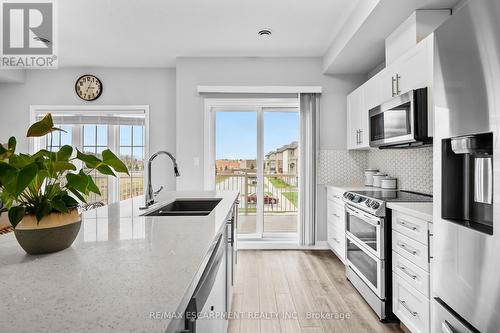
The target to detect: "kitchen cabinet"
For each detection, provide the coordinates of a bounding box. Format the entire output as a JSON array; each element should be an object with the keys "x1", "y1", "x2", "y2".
[
  {"x1": 391, "y1": 210, "x2": 433, "y2": 333},
  {"x1": 388, "y1": 35, "x2": 433, "y2": 97},
  {"x1": 347, "y1": 86, "x2": 369, "y2": 150},
  {"x1": 346, "y1": 35, "x2": 434, "y2": 151},
  {"x1": 326, "y1": 186, "x2": 346, "y2": 263}
]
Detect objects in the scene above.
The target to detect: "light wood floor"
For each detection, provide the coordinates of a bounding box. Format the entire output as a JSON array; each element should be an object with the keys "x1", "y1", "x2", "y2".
[{"x1": 228, "y1": 250, "x2": 403, "y2": 333}]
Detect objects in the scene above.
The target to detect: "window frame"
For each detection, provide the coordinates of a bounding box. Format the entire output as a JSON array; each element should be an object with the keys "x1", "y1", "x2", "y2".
[{"x1": 30, "y1": 105, "x2": 150, "y2": 204}]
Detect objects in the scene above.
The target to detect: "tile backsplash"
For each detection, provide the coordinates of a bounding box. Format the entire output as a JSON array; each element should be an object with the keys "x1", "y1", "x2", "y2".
[{"x1": 318, "y1": 147, "x2": 433, "y2": 194}]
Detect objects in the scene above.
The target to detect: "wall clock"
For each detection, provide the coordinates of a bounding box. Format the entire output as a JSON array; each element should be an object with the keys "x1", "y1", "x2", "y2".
[{"x1": 75, "y1": 74, "x2": 103, "y2": 101}]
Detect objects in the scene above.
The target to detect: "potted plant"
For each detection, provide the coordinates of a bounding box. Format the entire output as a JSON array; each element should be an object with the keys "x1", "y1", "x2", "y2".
[{"x1": 0, "y1": 113, "x2": 129, "y2": 254}]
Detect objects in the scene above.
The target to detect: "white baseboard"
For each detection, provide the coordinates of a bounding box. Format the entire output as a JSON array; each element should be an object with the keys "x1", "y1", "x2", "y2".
[{"x1": 237, "y1": 240, "x2": 331, "y2": 250}]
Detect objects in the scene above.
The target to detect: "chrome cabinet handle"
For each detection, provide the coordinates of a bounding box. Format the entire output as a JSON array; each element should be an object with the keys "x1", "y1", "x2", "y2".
[
  {"x1": 392, "y1": 76, "x2": 396, "y2": 96},
  {"x1": 398, "y1": 219, "x2": 418, "y2": 231},
  {"x1": 398, "y1": 265, "x2": 417, "y2": 280},
  {"x1": 442, "y1": 321, "x2": 456, "y2": 333},
  {"x1": 333, "y1": 237, "x2": 341, "y2": 244},
  {"x1": 333, "y1": 213, "x2": 341, "y2": 218},
  {"x1": 333, "y1": 195, "x2": 341, "y2": 199},
  {"x1": 399, "y1": 299, "x2": 418, "y2": 317},
  {"x1": 398, "y1": 242, "x2": 417, "y2": 255},
  {"x1": 396, "y1": 74, "x2": 401, "y2": 95},
  {"x1": 359, "y1": 129, "x2": 363, "y2": 144}
]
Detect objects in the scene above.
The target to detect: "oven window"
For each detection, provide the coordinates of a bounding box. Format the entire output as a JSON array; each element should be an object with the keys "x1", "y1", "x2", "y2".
[
  {"x1": 347, "y1": 238, "x2": 378, "y2": 289},
  {"x1": 346, "y1": 212, "x2": 378, "y2": 252},
  {"x1": 370, "y1": 102, "x2": 411, "y2": 141}
]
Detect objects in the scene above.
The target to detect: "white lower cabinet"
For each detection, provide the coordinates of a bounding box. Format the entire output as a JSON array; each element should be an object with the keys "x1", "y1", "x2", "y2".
[
  {"x1": 326, "y1": 187, "x2": 346, "y2": 263},
  {"x1": 391, "y1": 210, "x2": 432, "y2": 333}
]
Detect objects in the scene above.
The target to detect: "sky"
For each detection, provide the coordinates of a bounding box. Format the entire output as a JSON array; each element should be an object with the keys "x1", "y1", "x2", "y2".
[{"x1": 216, "y1": 111, "x2": 299, "y2": 160}]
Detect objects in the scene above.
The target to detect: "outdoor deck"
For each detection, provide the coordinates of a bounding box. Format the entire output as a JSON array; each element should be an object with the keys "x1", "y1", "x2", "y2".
[{"x1": 238, "y1": 214, "x2": 298, "y2": 234}]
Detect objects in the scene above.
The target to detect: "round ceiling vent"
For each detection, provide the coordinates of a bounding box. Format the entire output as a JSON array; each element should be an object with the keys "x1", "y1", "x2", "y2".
[{"x1": 258, "y1": 29, "x2": 272, "y2": 37}]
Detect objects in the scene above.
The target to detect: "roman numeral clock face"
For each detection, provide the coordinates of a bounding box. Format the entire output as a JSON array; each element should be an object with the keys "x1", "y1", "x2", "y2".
[{"x1": 75, "y1": 75, "x2": 103, "y2": 101}]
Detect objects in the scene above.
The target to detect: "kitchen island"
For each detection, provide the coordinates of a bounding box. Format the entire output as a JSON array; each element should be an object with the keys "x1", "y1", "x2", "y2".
[{"x1": 0, "y1": 191, "x2": 239, "y2": 333}]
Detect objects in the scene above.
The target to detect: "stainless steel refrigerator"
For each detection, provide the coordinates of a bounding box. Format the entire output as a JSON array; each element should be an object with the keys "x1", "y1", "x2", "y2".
[{"x1": 433, "y1": 0, "x2": 500, "y2": 332}]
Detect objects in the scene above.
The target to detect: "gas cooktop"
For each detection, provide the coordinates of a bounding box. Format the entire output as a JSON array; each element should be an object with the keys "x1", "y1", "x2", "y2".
[{"x1": 343, "y1": 190, "x2": 432, "y2": 216}]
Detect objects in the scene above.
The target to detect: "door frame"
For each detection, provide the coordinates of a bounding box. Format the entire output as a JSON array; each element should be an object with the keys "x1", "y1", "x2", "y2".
[{"x1": 203, "y1": 98, "x2": 299, "y2": 240}]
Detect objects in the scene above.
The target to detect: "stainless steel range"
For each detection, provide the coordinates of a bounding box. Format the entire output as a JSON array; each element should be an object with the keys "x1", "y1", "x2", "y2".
[{"x1": 342, "y1": 190, "x2": 432, "y2": 321}]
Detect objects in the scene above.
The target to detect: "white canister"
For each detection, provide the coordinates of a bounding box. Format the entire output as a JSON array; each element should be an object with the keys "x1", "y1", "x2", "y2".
[
  {"x1": 380, "y1": 177, "x2": 397, "y2": 189},
  {"x1": 372, "y1": 173, "x2": 388, "y2": 187},
  {"x1": 364, "y1": 169, "x2": 379, "y2": 186}
]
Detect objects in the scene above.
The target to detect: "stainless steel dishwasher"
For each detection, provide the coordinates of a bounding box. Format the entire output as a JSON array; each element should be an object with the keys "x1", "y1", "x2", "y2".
[{"x1": 184, "y1": 233, "x2": 226, "y2": 333}]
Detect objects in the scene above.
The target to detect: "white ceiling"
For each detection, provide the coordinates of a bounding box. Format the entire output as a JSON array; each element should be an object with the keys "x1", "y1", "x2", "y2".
[
  {"x1": 323, "y1": 0, "x2": 461, "y2": 74},
  {"x1": 58, "y1": 0, "x2": 360, "y2": 68}
]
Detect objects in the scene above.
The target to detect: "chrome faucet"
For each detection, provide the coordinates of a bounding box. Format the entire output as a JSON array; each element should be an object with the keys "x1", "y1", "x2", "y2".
[{"x1": 140, "y1": 151, "x2": 180, "y2": 209}]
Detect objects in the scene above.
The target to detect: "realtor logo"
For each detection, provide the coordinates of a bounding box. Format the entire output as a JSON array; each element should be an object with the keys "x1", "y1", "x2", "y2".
[{"x1": 1, "y1": 0, "x2": 58, "y2": 68}]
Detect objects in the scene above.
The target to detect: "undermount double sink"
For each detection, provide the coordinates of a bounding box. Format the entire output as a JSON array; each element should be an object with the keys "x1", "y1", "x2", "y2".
[{"x1": 144, "y1": 198, "x2": 222, "y2": 216}]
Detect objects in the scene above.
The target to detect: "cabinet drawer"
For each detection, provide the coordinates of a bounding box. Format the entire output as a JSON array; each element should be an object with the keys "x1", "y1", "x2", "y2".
[
  {"x1": 392, "y1": 251, "x2": 430, "y2": 298},
  {"x1": 327, "y1": 187, "x2": 344, "y2": 203},
  {"x1": 393, "y1": 211, "x2": 429, "y2": 245},
  {"x1": 327, "y1": 200, "x2": 344, "y2": 220},
  {"x1": 392, "y1": 230, "x2": 429, "y2": 272},
  {"x1": 393, "y1": 274, "x2": 430, "y2": 333},
  {"x1": 327, "y1": 222, "x2": 345, "y2": 262}
]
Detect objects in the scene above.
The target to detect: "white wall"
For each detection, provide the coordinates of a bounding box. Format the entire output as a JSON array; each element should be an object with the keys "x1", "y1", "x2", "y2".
[
  {"x1": 0, "y1": 67, "x2": 177, "y2": 191},
  {"x1": 175, "y1": 57, "x2": 365, "y2": 190}
]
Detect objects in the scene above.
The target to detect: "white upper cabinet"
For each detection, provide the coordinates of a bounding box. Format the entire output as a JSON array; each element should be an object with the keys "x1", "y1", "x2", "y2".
[
  {"x1": 389, "y1": 35, "x2": 433, "y2": 95},
  {"x1": 346, "y1": 34, "x2": 435, "y2": 151},
  {"x1": 347, "y1": 86, "x2": 369, "y2": 150}
]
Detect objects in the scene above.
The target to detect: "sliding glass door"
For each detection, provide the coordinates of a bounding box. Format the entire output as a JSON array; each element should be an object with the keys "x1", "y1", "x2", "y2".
[{"x1": 211, "y1": 101, "x2": 300, "y2": 240}]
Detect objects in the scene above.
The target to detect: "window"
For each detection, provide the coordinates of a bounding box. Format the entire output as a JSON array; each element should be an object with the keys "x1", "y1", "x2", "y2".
[
  {"x1": 119, "y1": 125, "x2": 145, "y2": 200},
  {"x1": 83, "y1": 125, "x2": 109, "y2": 204},
  {"x1": 34, "y1": 107, "x2": 148, "y2": 205}
]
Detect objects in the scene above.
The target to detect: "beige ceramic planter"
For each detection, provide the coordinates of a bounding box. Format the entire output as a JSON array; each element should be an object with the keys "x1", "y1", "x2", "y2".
[{"x1": 14, "y1": 209, "x2": 81, "y2": 255}]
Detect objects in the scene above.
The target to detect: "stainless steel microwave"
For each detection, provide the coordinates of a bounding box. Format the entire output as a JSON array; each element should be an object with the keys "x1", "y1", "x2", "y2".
[{"x1": 369, "y1": 88, "x2": 432, "y2": 148}]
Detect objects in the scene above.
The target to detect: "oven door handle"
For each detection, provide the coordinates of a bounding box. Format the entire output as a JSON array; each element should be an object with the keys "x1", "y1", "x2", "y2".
[{"x1": 345, "y1": 205, "x2": 381, "y2": 226}]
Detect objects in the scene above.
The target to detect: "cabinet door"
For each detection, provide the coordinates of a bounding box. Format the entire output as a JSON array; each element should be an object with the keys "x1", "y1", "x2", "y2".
[
  {"x1": 396, "y1": 36, "x2": 432, "y2": 94},
  {"x1": 347, "y1": 87, "x2": 364, "y2": 150}
]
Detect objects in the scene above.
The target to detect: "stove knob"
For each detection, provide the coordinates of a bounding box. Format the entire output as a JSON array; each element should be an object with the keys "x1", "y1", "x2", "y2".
[
  {"x1": 372, "y1": 202, "x2": 380, "y2": 209},
  {"x1": 366, "y1": 199, "x2": 371, "y2": 206}
]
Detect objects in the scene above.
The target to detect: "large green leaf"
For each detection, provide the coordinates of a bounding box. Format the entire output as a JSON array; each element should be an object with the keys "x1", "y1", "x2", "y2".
[
  {"x1": 102, "y1": 149, "x2": 129, "y2": 175},
  {"x1": 34, "y1": 200, "x2": 52, "y2": 222},
  {"x1": 76, "y1": 150, "x2": 102, "y2": 169},
  {"x1": 96, "y1": 164, "x2": 115, "y2": 176},
  {"x1": 26, "y1": 113, "x2": 65, "y2": 137},
  {"x1": 66, "y1": 172, "x2": 90, "y2": 195},
  {"x1": 85, "y1": 175, "x2": 101, "y2": 195},
  {"x1": 56, "y1": 145, "x2": 73, "y2": 161},
  {"x1": 0, "y1": 137, "x2": 16, "y2": 160},
  {"x1": 9, "y1": 154, "x2": 33, "y2": 169},
  {"x1": 52, "y1": 161, "x2": 77, "y2": 172},
  {"x1": 68, "y1": 188, "x2": 87, "y2": 203},
  {"x1": 0, "y1": 162, "x2": 19, "y2": 194},
  {"x1": 61, "y1": 193, "x2": 79, "y2": 207},
  {"x1": 16, "y1": 162, "x2": 38, "y2": 196},
  {"x1": 8, "y1": 206, "x2": 25, "y2": 228},
  {"x1": 51, "y1": 197, "x2": 68, "y2": 213}
]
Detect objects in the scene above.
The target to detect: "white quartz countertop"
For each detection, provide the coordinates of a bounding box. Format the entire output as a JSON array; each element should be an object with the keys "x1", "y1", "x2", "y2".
[
  {"x1": 0, "y1": 190, "x2": 239, "y2": 333},
  {"x1": 386, "y1": 202, "x2": 433, "y2": 222}
]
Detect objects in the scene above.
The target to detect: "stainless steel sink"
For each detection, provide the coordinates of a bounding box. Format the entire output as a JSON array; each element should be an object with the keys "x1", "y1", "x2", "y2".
[{"x1": 144, "y1": 198, "x2": 222, "y2": 216}]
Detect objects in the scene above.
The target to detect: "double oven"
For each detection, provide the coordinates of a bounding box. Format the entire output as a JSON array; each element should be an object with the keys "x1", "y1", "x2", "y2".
[{"x1": 344, "y1": 204, "x2": 390, "y2": 319}]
